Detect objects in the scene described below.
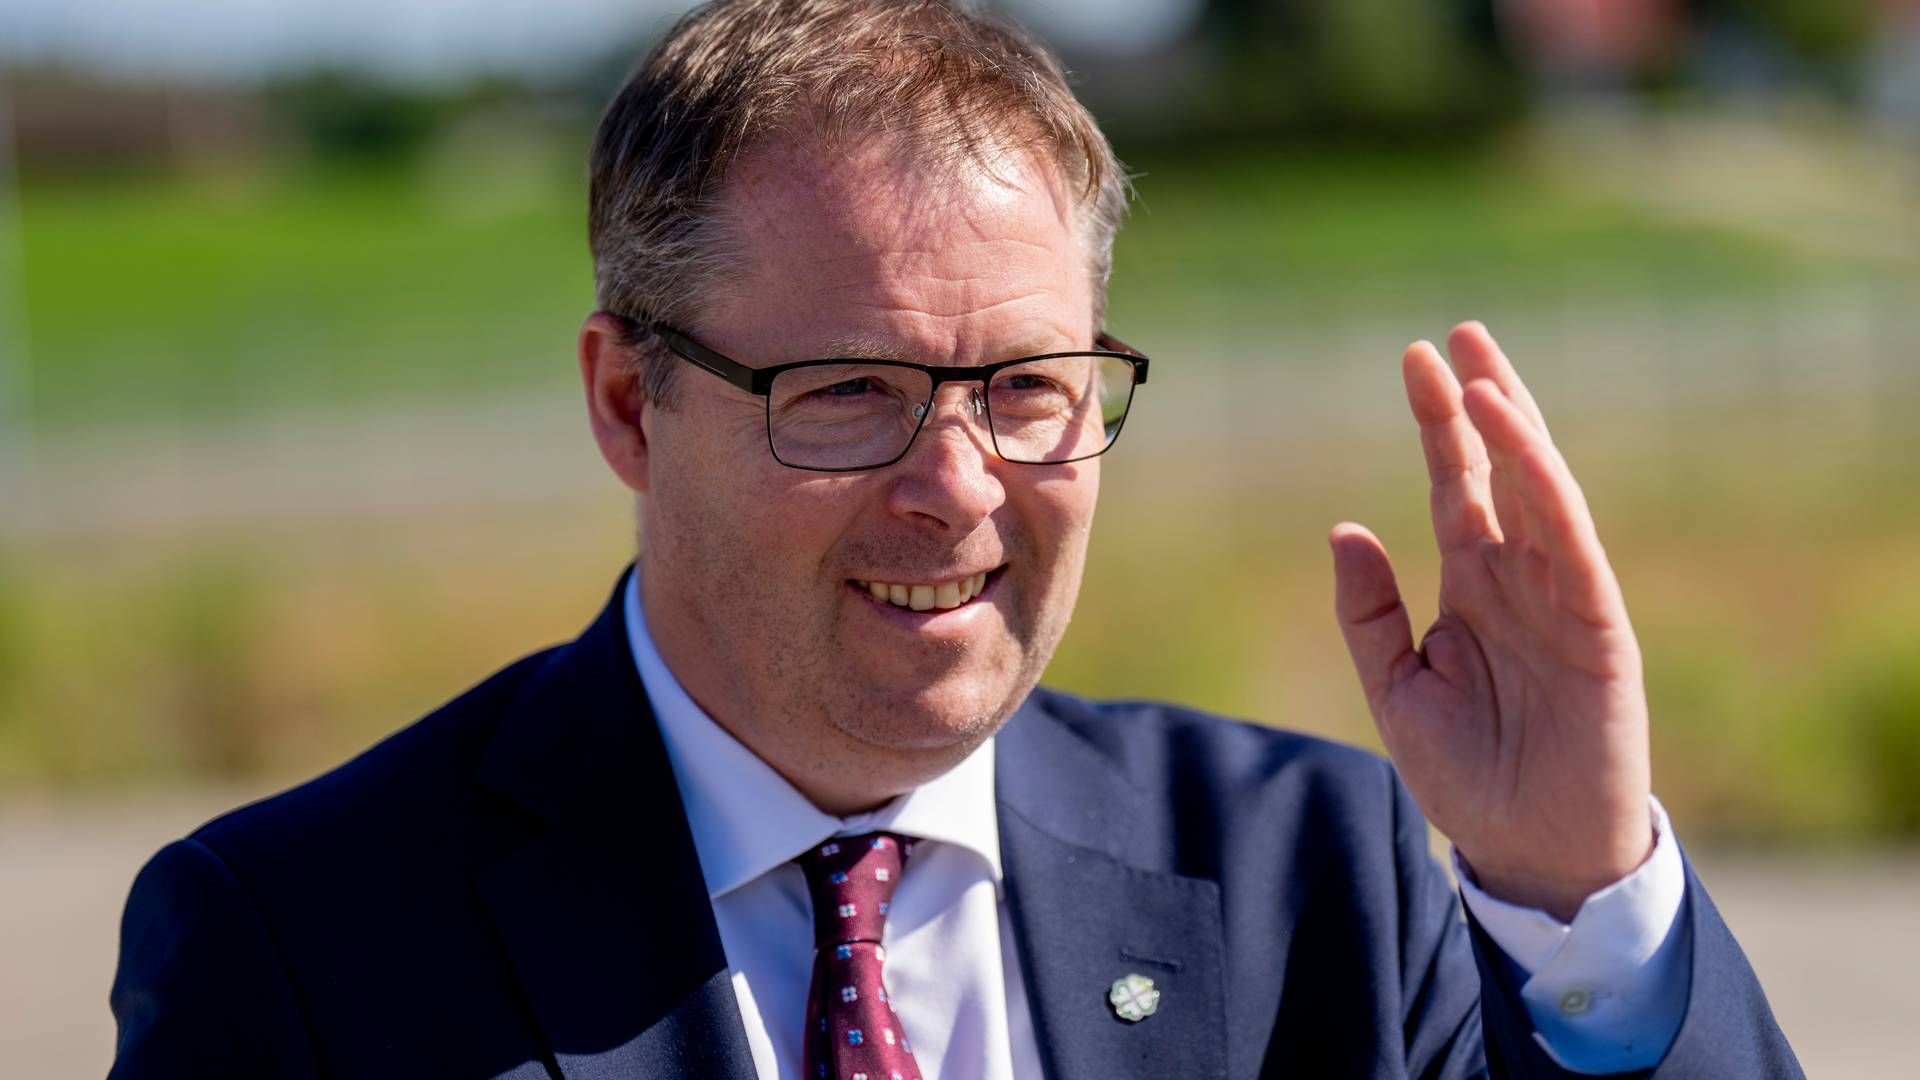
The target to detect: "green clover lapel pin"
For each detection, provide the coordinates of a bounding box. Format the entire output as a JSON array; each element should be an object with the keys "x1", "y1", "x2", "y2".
[{"x1": 1108, "y1": 972, "x2": 1160, "y2": 1022}]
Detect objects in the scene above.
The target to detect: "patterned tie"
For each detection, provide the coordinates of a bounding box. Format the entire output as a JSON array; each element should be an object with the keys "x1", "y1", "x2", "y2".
[{"x1": 795, "y1": 831, "x2": 923, "y2": 1080}]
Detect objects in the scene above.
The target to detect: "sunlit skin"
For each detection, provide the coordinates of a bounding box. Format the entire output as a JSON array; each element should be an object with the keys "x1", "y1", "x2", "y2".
[
  {"x1": 581, "y1": 131, "x2": 1655, "y2": 920},
  {"x1": 580, "y1": 134, "x2": 1098, "y2": 816},
  {"x1": 1331, "y1": 324, "x2": 1654, "y2": 920}
]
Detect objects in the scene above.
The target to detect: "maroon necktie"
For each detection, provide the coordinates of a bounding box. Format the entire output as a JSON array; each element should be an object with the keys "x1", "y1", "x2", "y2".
[{"x1": 795, "y1": 831, "x2": 924, "y2": 1080}]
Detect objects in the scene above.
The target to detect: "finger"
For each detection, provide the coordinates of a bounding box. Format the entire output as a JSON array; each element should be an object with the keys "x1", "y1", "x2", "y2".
[
  {"x1": 1330, "y1": 522, "x2": 1420, "y2": 709},
  {"x1": 1447, "y1": 321, "x2": 1550, "y2": 436},
  {"x1": 1403, "y1": 340, "x2": 1502, "y2": 552},
  {"x1": 1464, "y1": 382, "x2": 1622, "y2": 624},
  {"x1": 1459, "y1": 378, "x2": 1540, "y2": 547},
  {"x1": 1514, "y1": 442, "x2": 1625, "y2": 626}
]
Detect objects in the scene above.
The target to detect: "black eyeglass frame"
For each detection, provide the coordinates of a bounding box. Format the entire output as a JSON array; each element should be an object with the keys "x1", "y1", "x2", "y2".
[{"x1": 609, "y1": 313, "x2": 1150, "y2": 473}]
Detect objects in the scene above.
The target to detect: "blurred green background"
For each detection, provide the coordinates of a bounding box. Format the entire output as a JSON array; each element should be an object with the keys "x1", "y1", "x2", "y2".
[
  {"x1": 6, "y1": 1, "x2": 1920, "y2": 1073},
  {"x1": 3, "y1": 0, "x2": 1918, "y2": 845}
]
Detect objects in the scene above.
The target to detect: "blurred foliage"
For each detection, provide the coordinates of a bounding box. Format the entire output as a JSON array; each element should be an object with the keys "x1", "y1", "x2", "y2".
[
  {"x1": 1294, "y1": 0, "x2": 1509, "y2": 126},
  {"x1": 14, "y1": 139, "x2": 1886, "y2": 424},
  {"x1": 1716, "y1": 0, "x2": 1882, "y2": 64},
  {"x1": 1076, "y1": 0, "x2": 1898, "y2": 147},
  {"x1": 6, "y1": 409, "x2": 1919, "y2": 842},
  {"x1": 1846, "y1": 639, "x2": 1920, "y2": 837},
  {"x1": 149, "y1": 558, "x2": 274, "y2": 776},
  {"x1": 1108, "y1": 0, "x2": 1522, "y2": 143},
  {"x1": 4, "y1": 11, "x2": 1919, "y2": 845},
  {"x1": 0, "y1": 563, "x2": 23, "y2": 733},
  {"x1": 261, "y1": 70, "x2": 544, "y2": 166},
  {"x1": 264, "y1": 72, "x2": 448, "y2": 165}
]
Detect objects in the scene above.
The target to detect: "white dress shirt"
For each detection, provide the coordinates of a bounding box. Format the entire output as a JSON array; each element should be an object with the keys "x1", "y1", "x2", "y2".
[{"x1": 622, "y1": 572, "x2": 1687, "y2": 1077}]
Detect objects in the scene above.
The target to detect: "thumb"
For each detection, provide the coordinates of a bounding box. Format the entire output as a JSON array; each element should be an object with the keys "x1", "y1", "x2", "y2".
[{"x1": 1330, "y1": 522, "x2": 1417, "y2": 711}]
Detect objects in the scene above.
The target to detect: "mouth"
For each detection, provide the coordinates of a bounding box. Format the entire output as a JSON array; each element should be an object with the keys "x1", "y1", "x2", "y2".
[{"x1": 849, "y1": 566, "x2": 1002, "y2": 613}]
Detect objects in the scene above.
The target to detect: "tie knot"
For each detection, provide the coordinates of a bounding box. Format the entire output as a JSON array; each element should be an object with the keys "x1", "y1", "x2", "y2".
[{"x1": 795, "y1": 831, "x2": 916, "y2": 947}]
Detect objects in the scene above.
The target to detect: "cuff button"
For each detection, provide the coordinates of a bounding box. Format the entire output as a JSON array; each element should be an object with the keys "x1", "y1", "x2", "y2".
[{"x1": 1558, "y1": 988, "x2": 1594, "y2": 1016}]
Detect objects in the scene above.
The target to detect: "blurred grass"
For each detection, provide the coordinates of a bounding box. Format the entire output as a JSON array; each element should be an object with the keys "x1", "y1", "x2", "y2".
[
  {"x1": 7, "y1": 410, "x2": 1917, "y2": 842},
  {"x1": 16, "y1": 156, "x2": 591, "y2": 424},
  {"x1": 15, "y1": 136, "x2": 1901, "y2": 423},
  {"x1": 1057, "y1": 418, "x2": 1920, "y2": 843},
  {"x1": 4, "y1": 133, "x2": 1918, "y2": 843},
  {"x1": 1110, "y1": 147, "x2": 1819, "y2": 330}
]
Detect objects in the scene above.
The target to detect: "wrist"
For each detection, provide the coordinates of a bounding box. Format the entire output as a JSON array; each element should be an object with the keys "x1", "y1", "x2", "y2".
[{"x1": 1459, "y1": 825, "x2": 1656, "y2": 924}]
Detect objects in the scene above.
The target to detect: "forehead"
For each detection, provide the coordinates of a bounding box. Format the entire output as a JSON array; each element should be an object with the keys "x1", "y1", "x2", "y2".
[{"x1": 707, "y1": 133, "x2": 1091, "y2": 361}]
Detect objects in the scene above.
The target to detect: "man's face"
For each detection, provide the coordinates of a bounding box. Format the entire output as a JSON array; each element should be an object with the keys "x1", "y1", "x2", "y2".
[{"x1": 633, "y1": 134, "x2": 1099, "y2": 793}]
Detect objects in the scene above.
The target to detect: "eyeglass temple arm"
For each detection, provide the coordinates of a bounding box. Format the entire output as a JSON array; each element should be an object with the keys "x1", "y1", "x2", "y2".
[
  {"x1": 1097, "y1": 331, "x2": 1149, "y2": 385},
  {"x1": 611, "y1": 314, "x2": 762, "y2": 394},
  {"x1": 656, "y1": 323, "x2": 762, "y2": 393}
]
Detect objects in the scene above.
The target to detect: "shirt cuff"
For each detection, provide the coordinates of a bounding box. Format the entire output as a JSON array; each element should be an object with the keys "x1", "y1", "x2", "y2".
[{"x1": 1454, "y1": 795, "x2": 1690, "y2": 1075}]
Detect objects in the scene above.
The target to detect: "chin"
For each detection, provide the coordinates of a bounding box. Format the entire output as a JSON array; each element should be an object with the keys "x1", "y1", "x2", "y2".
[{"x1": 826, "y1": 672, "x2": 1022, "y2": 754}]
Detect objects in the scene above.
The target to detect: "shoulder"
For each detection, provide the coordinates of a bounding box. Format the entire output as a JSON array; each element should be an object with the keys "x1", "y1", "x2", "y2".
[
  {"x1": 1011, "y1": 684, "x2": 1422, "y2": 880},
  {"x1": 1021, "y1": 683, "x2": 1397, "y2": 804},
  {"x1": 1009, "y1": 686, "x2": 1438, "y2": 952}
]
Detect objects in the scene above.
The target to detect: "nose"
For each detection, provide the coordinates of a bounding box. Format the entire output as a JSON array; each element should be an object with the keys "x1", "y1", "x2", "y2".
[
  {"x1": 911, "y1": 386, "x2": 986, "y2": 424},
  {"x1": 885, "y1": 382, "x2": 1005, "y2": 531}
]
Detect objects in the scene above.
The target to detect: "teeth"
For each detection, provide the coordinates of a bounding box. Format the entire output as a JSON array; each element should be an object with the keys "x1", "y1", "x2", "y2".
[{"x1": 856, "y1": 570, "x2": 995, "y2": 612}]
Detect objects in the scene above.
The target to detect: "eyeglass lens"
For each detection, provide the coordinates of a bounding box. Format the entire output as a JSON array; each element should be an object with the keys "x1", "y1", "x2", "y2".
[{"x1": 765, "y1": 355, "x2": 1137, "y2": 470}]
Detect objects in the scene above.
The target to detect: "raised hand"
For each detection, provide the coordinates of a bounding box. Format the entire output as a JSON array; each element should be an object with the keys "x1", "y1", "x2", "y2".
[{"x1": 1330, "y1": 322, "x2": 1653, "y2": 921}]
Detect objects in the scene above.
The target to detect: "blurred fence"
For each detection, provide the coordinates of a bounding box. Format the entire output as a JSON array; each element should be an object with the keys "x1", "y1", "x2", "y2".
[{"x1": 6, "y1": 281, "x2": 1917, "y2": 539}]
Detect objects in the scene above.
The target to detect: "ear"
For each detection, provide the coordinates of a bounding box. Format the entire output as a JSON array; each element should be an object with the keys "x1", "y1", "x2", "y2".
[{"x1": 579, "y1": 310, "x2": 653, "y2": 494}]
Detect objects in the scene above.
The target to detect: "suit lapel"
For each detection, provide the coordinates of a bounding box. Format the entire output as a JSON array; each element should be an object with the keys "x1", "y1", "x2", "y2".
[
  {"x1": 467, "y1": 572, "x2": 1229, "y2": 1079},
  {"x1": 996, "y1": 698, "x2": 1228, "y2": 1080},
  {"x1": 473, "y1": 571, "x2": 756, "y2": 1080}
]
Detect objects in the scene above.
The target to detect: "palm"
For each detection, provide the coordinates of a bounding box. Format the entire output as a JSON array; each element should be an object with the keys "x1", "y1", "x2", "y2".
[{"x1": 1331, "y1": 323, "x2": 1652, "y2": 919}]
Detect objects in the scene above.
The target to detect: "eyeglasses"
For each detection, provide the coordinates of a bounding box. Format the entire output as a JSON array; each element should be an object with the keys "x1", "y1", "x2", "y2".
[{"x1": 612, "y1": 314, "x2": 1149, "y2": 473}]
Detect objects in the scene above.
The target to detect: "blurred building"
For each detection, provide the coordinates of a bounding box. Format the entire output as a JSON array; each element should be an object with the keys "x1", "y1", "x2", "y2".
[
  {"x1": 3, "y1": 72, "x2": 268, "y2": 172},
  {"x1": 1867, "y1": 0, "x2": 1920, "y2": 133},
  {"x1": 1497, "y1": 0, "x2": 1685, "y2": 86}
]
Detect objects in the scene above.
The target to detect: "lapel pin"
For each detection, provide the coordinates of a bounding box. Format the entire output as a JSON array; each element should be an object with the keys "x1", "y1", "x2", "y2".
[{"x1": 1108, "y1": 973, "x2": 1160, "y2": 1022}]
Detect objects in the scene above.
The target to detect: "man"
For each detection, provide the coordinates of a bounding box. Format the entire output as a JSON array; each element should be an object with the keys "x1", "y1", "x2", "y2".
[{"x1": 109, "y1": 1, "x2": 1800, "y2": 1077}]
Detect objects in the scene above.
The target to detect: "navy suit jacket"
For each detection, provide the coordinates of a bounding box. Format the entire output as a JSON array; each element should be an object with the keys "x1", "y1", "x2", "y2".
[{"x1": 110, "y1": 573, "x2": 1801, "y2": 1078}]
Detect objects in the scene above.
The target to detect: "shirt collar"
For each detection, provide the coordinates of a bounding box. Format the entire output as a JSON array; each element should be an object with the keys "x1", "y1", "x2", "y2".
[{"x1": 622, "y1": 569, "x2": 1003, "y2": 900}]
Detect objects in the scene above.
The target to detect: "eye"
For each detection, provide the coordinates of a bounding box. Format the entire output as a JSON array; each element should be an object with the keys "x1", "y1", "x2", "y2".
[
  {"x1": 820, "y1": 377, "x2": 874, "y2": 396},
  {"x1": 1002, "y1": 374, "x2": 1061, "y2": 393}
]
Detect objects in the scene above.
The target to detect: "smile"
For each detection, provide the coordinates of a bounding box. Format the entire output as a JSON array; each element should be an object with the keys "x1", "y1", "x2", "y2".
[{"x1": 851, "y1": 568, "x2": 997, "y2": 612}]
